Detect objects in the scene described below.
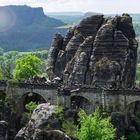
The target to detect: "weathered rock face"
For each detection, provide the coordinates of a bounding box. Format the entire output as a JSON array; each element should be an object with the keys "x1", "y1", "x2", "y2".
[
  {"x1": 15, "y1": 103, "x2": 56, "y2": 140},
  {"x1": 91, "y1": 57, "x2": 121, "y2": 88},
  {"x1": 67, "y1": 36, "x2": 93, "y2": 86},
  {"x1": 111, "y1": 112, "x2": 125, "y2": 139},
  {"x1": 76, "y1": 15, "x2": 104, "y2": 37},
  {"x1": 15, "y1": 103, "x2": 76, "y2": 140},
  {"x1": 0, "y1": 121, "x2": 8, "y2": 140},
  {"x1": 47, "y1": 33, "x2": 63, "y2": 80},
  {"x1": 127, "y1": 101, "x2": 140, "y2": 133},
  {"x1": 48, "y1": 14, "x2": 138, "y2": 89},
  {"x1": 34, "y1": 130, "x2": 75, "y2": 140}
]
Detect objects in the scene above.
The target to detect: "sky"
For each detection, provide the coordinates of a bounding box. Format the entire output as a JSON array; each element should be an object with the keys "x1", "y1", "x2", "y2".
[{"x1": 0, "y1": 0, "x2": 139, "y2": 14}]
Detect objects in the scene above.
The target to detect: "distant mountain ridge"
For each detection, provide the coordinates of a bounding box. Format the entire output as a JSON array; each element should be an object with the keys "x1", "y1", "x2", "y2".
[
  {"x1": 47, "y1": 12, "x2": 103, "y2": 24},
  {"x1": 47, "y1": 11, "x2": 140, "y2": 24},
  {"x1": 0, "y1": 5, "x2": 64, "y2": 28},
  {"x1": 0, "y1": 5, "x2": 66, "y2": 51}
]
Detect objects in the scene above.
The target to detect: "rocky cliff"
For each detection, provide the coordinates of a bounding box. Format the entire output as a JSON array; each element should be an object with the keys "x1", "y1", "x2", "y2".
[{"x1": 48, "y1": 14, "x2": 138, "y2": 89}]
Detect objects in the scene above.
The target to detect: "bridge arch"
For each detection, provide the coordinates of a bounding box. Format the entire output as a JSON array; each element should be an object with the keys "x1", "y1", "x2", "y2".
[
  {"x1": 70, "y1": 94, "x2": 99, "y2": 114},
  {"x1": 126, "y1": 100, "x2": 140, "y2": 113},
  {"x1": 127, "y1": 99, "x2": 140, "y2": 107},
  {"x1": 125, "y1": 100, "x2": 140, "y2": 132},
  {"x1": 17, "y1": 92, "x2": 47, "y2": 115},
  {"x1": 6, "y1": 86, "x2": 58, "y2": 115}
]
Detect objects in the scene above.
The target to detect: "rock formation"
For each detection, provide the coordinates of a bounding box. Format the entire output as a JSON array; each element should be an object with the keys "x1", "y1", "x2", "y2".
[
  {"x1": 34, "y1": 130, "x2": 74, "y2": 140},
  {"x1": 48, "y1": 14, "x2": 138, "y2": 89},
  {"x1": 47, "y1": 33, "x2": 63, "y2": 80},
  {"x1": 15, "y1": 103, "x2": 75, "y2": 140},
  {"x1": 111, "y1": 112, "x2": 125, "y2": 139},
  {"x1": 15, "y1": 103, "x2": 56, "y2": 140},
  {"x1": 0, "y1": 121, "x2": 8, "y2": 140}
]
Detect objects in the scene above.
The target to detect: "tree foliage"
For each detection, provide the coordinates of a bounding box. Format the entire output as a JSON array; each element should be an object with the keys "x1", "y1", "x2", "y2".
[
  {"x1": 0, "y1": 50, "x2": 48, "y2": 80},
  {"x1": 25, "y1": 101, "x2": 38, "y2": 113},
  {"x1": 14, "y1": 54, "x2": 42, "y2": 80},
  {"x1": 21, "y1": 101, "x2": 37, "y2": 125},
  {"x1": 128, "y1": 133, "x2": 140, "y2": 140},
  {"x1": 0, "y1": 51, "x2": 19, "y2": 80},
  {"x1": 77, "y1": 108, "x2": 116, "y2": 140},
  {"x1": 62, "y1": 118, "x2": 78, "y2": 138}
]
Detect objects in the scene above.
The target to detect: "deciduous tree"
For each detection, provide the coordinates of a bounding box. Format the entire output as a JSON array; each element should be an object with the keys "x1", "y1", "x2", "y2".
[{"x1": 14, "y1": 55, "x2": 42, "y2": 80}]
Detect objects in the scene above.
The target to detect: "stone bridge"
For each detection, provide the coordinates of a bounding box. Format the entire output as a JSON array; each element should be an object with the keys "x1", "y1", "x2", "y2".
[
  {"x1": 1, "y1": 81, "x2": 140, "y2": 115},
  {"x1": 0, "y1": 81, "x2": 58, "y2": 102},
  {"x1": 58, "y1": 87, "x2": 140, "y2": 114},
  {"x1": 0, "y1": 81, "x2": 58, "y2": 114}
]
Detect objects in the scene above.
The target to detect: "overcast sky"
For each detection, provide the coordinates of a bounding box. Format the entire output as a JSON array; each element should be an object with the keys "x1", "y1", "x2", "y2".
[{"x1": 0, "y1": 0, "x2": 139, "y2": 14}]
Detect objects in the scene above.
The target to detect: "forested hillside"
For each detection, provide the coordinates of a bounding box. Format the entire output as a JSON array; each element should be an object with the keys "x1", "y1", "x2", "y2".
[{"x1": 0, "y1": 5, "x2": 66, "y2": 51}]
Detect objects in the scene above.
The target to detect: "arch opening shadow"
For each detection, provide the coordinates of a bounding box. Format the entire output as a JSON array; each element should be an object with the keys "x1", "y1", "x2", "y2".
[
  {"x1": 0, "y1": 90, "x2": 6, "y2": 101},
  {"x1": 16, "y1": 92, "x2": 47, "y2": 115},
  {"x1": 126, "y1": 100, "x2": 140, "y2": 133},
  {"x1": 22, "y1": 92, "x2": 46, "y2": 111},
  {"x1": 0, "y1": 90, "x2": 6, "y2": 120},
  {"x1": 71, "y1": 95, "x2": 93, "y2": 114}
]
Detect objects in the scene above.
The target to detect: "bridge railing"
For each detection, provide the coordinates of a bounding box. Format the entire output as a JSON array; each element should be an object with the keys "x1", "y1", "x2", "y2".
[
  {"x1": 104, "y1": 89, "x2": 140, "y2": 95},
  {"x1": 0, "y1": 80, "x2": 57, "y2": 90},
  {"x1": 18, "y1": 82, "x2": 57, "y2": 89}
]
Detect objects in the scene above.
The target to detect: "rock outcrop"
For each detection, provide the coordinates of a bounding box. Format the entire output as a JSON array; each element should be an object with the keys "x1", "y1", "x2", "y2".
[
  {"x1": 34, "y1": 130, "x2": 75, "y2": 140},
  {"x1": 0, "y1": 121, "x2": 8, "y2": 140},
  {"x1": 15, "y1": 103, "x2": 76, "y2": 140},
  {"x1": 15, "y1": 103, "x2": 56, "y2": 140},
  {"x1": 111, "y1": 112, "x2": 125, "y2": 139},
  {"x1": 47, "y1": 33, "x2": 63, "y2": 80},
  {"x1": 48, "y1": 14, "x2": 138, "y2": 89}
]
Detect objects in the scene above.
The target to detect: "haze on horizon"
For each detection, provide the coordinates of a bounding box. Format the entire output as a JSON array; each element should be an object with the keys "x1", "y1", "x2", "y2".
[{"x1": 0, "y1": 0, "x2": 139, "y2": 14}]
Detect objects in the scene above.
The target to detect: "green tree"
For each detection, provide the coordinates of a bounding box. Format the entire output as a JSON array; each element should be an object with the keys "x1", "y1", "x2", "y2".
[
  {"x1": 0, "y1": 59, "x2": 13, "y2": 80},
  {"x1": 0, "y1": 48, "x2": 3, "y2": 56},
  {"x1": 14, "y1": 54, "x2": 42, "y2": 80},
  {"x1": 25, "y1": 101, "x2": 37, "y2": 114},
  {"x1": 77, "y1": 108, "x2": 116, "y2": 140},
  {"x1": 0, "y1": 66, "x2": 3, "y2": 80},
  {"x1": 0, "y1": 51, "x2": 19, "y2": 80},
  {"x1": 21, "y1": 101, "x2": 37, "y2": 125}
]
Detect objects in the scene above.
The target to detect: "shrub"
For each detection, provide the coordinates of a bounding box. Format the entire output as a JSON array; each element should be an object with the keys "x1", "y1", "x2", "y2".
[
  {"x1": 21, "y1": 101, "x2": 37, "y2": 126},
  {"x1": 25, "y1": 101, "x2": 37, "y2": 114},
  {"x1": 62, "y1": 118, "x2": 78, "y2": 137},
  {"x1": 76, "y1": 108, "x2": 116, "y2": 140},
  {"x1": 54, "y1": 106, "x2": 64, "y2": 122},
  {"x1": 128, "y1": 133, "x2": 140, "y2": 140}
]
